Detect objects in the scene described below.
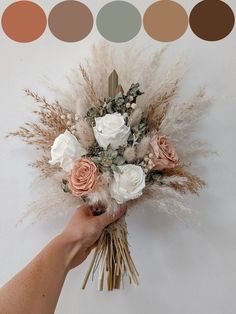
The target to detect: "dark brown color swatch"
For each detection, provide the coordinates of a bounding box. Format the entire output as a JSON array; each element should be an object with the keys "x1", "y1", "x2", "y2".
[
  {"x1": 143, "y1": 0, "x2": 188, "y2": 42},
  {"x1": 48, "y1": 0, "x2": 93, "y2": 42},
  {"x1": 1, "y1": 1, "x2": 46, "y2": 43},
  {"x1": 190, "y1": 0, "x2": 235, "y2": 41}
]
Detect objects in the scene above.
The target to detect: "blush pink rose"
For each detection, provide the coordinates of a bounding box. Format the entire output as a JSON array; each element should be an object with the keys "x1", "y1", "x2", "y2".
[
  {"x1": 68, "y1": 158, "x2": 99, "y2": 197},
  {"x1": 149, "y1": 135, "x2": 179, "y2": 171}
]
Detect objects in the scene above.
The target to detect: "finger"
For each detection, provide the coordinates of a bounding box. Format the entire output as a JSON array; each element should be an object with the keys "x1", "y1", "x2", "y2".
[{"x1": 96, "y1": 204, "x2": 127, "y2": 228}]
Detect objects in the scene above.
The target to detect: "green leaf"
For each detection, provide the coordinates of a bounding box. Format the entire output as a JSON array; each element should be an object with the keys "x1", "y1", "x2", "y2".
[
  {"x1": 61, "y1": 179, "x2": 70, "y2": 193},
  {"x1": 113, "y1": 156, "x2": 125, "y2": 166},
  {"x1": 91, "y1": 156, "x2": 101, "y2": 164},
  {"x1": 111, "y1": 164, "x2": 121, "y2": 173}
]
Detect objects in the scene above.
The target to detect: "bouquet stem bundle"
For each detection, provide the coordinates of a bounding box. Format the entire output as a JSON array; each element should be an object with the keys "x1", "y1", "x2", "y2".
[{"x1": 82, "y1": 218, "x2": 138, "y2": 291}]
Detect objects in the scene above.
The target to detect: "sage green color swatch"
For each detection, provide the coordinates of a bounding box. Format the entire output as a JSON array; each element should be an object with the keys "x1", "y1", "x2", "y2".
[{"x1": 96, "y1": 1, "x2": 142, "y2": 43}]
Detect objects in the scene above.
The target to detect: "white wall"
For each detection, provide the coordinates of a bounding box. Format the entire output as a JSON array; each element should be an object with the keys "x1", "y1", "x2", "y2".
[{"x1": 1, "y1": 1, "x2": 236, "y2": 313}]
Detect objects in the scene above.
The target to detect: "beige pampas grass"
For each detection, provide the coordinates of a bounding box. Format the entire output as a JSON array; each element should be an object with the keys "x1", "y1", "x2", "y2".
[
  {"x1": 124, "y1": 146, "x2": 136, "y2": 163},
  {"x1": 129, "y1": 183, "x2": 191, "y2": 217},
  {"x1": 129, "y1": 108, "x2": 143, "y2": 127},
  {"x1": 136, "y1": 136, "x2": 151, "y2": 159},
  {"x1": 163, "y1": 166, "x2": 206, "y2": 195},
  {"x1": 159, "y1": 88, "x2": 212, "y2": 162},
  {"x1": 76, "y1": 119, "x2": 95, "y2": 149}
]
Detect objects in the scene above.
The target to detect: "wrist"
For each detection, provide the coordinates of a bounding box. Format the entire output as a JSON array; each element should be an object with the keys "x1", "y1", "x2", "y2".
[{"x1": 53, "y1": 233, "x2": 83, "y2": 272}]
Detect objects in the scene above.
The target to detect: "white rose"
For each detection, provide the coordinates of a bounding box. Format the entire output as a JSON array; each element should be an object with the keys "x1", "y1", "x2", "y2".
[
  {"x1": 93, "y1": 113, "x2": 130, "y2": 149},
  {"x1": 110, "y1": 165, "x2": 146, "y2": 204},
  {"x1": 49, "y1": 130, "x2": 87, "y2": 172}
]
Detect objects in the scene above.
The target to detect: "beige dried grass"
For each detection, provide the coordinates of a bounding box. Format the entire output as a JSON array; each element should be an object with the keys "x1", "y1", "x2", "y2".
[{"x1": 82, "y1": 218, "x2": 138, "y2": 291}]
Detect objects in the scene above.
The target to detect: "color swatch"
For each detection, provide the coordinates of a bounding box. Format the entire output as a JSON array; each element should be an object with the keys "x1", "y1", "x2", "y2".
[
  {"x1": 144, "y1": 0, "x2": 188, "y2": 42},
  {"x1": 96, "y1": 1, "x2": 142, "y2": 43},
  {"x1": 48, "y1": 0, "x2": 93, "y2": 42},
  {"x1": 190, "y1": 0, "x2": 235, "y2": 41},
  {"x1": 1, "y1": 1, "x2": 46, "y2": 43},
  {"x1": 1, "y1": 1, "x2": 236, "y2": 43}
]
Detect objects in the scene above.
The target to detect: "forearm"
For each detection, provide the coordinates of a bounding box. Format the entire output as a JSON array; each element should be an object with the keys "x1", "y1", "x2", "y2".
[{"x1": 0, "y1": 234, "x2": 78, "y2": 314}]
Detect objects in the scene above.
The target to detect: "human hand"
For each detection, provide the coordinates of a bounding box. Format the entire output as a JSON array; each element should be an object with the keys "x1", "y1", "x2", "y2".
[{"x1": 61, "y1": 204, "x2": 127, "y2": 270}]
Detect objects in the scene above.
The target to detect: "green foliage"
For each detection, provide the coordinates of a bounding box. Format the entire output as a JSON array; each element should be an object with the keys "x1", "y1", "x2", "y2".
[
  {"x1": 61, "y1": 179, "x2": 70, "y2": 193},
  {"x1": 91, "y1": 146, "x2": 125, "y2": 173},
  {"x1": 100, "y1": 83, "x2": 144, "y2": 116}
]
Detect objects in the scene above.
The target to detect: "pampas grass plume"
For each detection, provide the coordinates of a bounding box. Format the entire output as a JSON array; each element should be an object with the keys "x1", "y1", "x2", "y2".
[
  {"x1": 76, "y1": 119, "x2": 95, "y2": 149},
  {"x1": 124, "y1": 146, "x2": 136, "y2": 163},
  {"x1": 136, "y1": 136, "x2": 151, "y2": 159}
]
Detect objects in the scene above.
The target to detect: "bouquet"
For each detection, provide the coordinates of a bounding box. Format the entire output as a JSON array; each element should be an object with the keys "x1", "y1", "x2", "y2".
[{"x1": 8, "y1": 43, "x2": 211, "y2": 291}]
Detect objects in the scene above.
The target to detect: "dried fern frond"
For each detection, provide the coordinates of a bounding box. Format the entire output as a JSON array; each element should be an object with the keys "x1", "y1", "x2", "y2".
[
  {"x1": 7, "y1": 89, "x2": 74, "y2": 151},
  {"x1": 146, "y1": 79, "x2": 179, "y2": 131},
  {"x1": 79, "y1": 66, "x2": 101, "y2": 107},
  {"x1": 31, "y1": 155, "x2": 60, "y2": 178}
]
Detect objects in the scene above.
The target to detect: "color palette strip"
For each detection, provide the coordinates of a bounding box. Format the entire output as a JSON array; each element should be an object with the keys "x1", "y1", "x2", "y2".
[{"x1": 1, "y1": 0, "x2": 235, "y2": 43}]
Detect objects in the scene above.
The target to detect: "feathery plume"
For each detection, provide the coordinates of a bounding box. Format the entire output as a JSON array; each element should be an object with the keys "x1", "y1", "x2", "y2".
[
  {"x1": 123, "y1": 146, "x2": 136, "y2": 163},
  {"x1": 129, "y1": 108, "x2": 143, "y2": 127},
  {"x1": 136, "y1": 136, "x2": 151, "y2": 159},
  {"x1": 75, "y1": 119, "x2": 95, "y2": 149}
]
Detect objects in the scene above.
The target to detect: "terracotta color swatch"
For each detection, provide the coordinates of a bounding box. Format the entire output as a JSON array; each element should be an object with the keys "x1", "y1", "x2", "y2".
[
  {"x1": 190, "y1": 0, "x2": 235, "y2": 41},
  {"x1": 144, "y1": 0, "x2": 188, "y2": 42},
  {"x1": 1, "y1": 1, "x2": 46, "y2": 43},
  {"x1": 96, "y1": 1, "x2": 142, "y2": 43},
  {"x1": 48, "y1": 1, "x2": 93, "y2": 42}
]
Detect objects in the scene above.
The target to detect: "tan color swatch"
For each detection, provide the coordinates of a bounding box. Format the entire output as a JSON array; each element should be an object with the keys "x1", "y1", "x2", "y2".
[
  {"x1": 48, "y1": 0, "x2": 93, "y2": 42},
  {"x1": 190, "y1": 0, "x2": 235, "y2": 41},
  {"x1": 1, "y1": 1, "x2": 46, "y2": 43},
  {"x1": 144, "y1": 0, "x2": 188, "y2": 42}
]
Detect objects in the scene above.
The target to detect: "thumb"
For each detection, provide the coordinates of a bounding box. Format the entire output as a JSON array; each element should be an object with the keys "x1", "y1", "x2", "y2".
[{"x1": 96, "y1": 204, "x2": 127, "y2": 228}]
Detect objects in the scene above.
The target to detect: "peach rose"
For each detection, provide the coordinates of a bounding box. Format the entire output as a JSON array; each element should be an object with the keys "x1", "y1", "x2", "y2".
[
  {"x1": 149, "y1": 135, "x2": 179, "y2": 171},
  {"x1": 68, "y1": 158, "x2": 99, "y2": 197}
]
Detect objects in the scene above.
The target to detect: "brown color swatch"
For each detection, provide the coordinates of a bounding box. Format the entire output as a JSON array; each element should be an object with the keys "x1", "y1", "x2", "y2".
[
  {"x1": 48, "y1": 1, "x2": 93, "y2": 42},
  {"x1": 1, "y1": 1, "x2": 46, "y2": 43},
  {"x1": 143, "y1": 0, "x2": 188, "y2": 42},
  {"x1": 190, "y1": 0, "x2": 235, "y2": 41}
]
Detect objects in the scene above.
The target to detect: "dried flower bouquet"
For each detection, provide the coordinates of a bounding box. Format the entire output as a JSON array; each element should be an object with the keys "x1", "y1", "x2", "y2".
[{"x1": 8, "y1": 43, "x2": 211, "y2": 291}]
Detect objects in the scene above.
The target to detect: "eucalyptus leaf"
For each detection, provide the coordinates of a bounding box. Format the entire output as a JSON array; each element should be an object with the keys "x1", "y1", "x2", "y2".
[
  {"x1": 111, "y1": 164, "x2": 121, "y2": 173},
  {"x1": 114, "y1": 156, "x2": 126, "y2": 166}
]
